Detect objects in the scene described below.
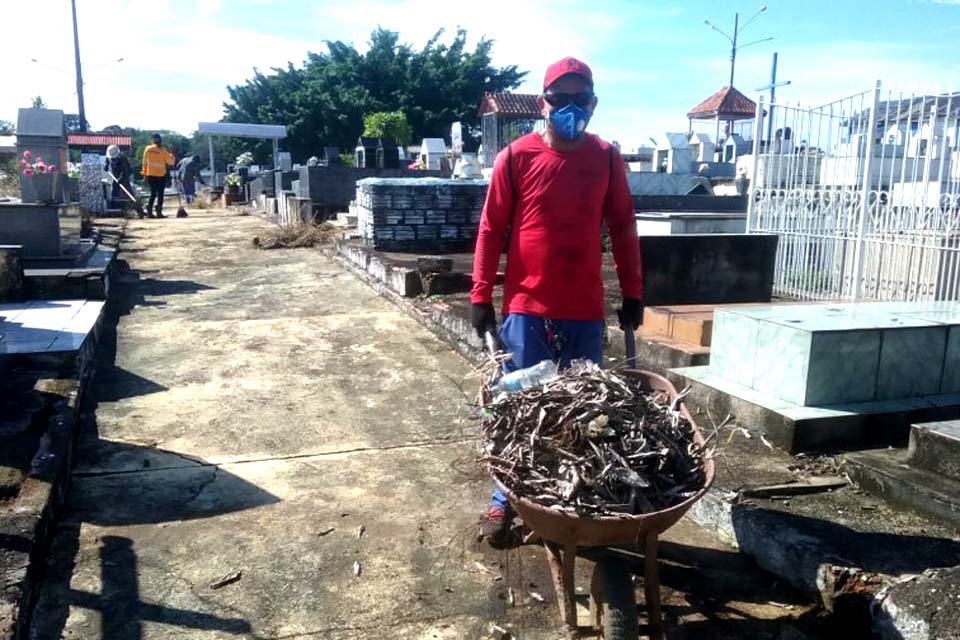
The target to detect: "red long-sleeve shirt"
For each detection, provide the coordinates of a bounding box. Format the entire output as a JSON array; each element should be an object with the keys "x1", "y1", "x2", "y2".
[{"x1": 471, "y1": 132, "x2": 643, "y2": 321}]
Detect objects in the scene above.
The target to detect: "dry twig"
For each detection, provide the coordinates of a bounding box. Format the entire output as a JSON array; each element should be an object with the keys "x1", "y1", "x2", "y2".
[
  {"x1": 252, "y1": 222, "x2": 344, "y2": 249},
  {"x1": 479, "y1": 361, "x2": 706, "y2": 516}
]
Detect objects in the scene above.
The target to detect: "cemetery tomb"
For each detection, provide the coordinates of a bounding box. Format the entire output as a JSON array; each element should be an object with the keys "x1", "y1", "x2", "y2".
[
  {"x1": 709, "y1": 301, "x2": 960, "y2": 406},
  {"x1": 0, "y1": 299, "x2": 103, "y2": 355},
  {"x1": 355, "y1": 178, "x2": 486, "y2": 253}
]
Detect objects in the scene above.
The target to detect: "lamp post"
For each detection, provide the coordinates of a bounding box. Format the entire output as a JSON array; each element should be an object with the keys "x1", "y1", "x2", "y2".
[
  {"x1": 71, "y1": 0, "x2": 86, "y2": 131},
  {"x1": 702, "y1": 5, "x2": 773, "y2": 88}
]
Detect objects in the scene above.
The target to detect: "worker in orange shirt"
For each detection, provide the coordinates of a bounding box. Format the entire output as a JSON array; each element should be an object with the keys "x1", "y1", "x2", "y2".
[{"x1": 141, "y1": 133, "x2": 176, "y2": 218}]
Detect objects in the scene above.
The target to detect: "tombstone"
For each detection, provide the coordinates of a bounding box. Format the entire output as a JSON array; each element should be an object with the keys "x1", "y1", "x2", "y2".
[
  {"x1": 653, "y1": 133, "x2": 692, "y2": 175},
  {"x1": 356, "y1": 137, "x2": 378, "y2": 169},
  {"x1": 278, "y1": 151, "x2": 292, "y2": 172},
  {"x1": 16, "y1": 108, "x2": 67, "y2": 202},
  {"x1": 377, "y1": 137, "x2": 400, "y2": 169},
  {"x1": 451, "y1": 122, "x2": 463, "y2": 154},
  {"x1": 772, "y1": 127, "x2": 794, "y2": 154},
  {"x1": 420, "y1": 138, "x2": 447, "y2": 171},
  {"x1": 79, "y1": 153, "x2": 106, "y2": 214},
  {"x1": 688, "y1": 132, "x2": 715, "y2": 163},
  {"x1": 723, "y1": 134, "x2": 751, "y2": 164},
  {"x1": 322, "y1": 146, "x2": 340, "y2": 166}
]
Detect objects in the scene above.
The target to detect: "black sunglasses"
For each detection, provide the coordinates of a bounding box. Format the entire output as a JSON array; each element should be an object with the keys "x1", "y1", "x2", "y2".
[{"x1": 543, "y1": 91, "x2": 595, "y2": 108}]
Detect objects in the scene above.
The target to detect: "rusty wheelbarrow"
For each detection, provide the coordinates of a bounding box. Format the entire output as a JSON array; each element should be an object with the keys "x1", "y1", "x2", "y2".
[{"x1": 486, "y1": 328, "x2": 715, "y2": 640}]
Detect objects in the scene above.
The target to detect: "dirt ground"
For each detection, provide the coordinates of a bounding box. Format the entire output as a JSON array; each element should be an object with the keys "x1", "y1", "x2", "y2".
[{"x1": 30, "y1": 209, "x2": 819, "y2": 639}]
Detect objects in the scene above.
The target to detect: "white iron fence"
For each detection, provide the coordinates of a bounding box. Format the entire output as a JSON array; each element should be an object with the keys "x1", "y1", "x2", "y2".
[{"x1": 746, "y1": 81, "x2": 960, "y2": 301}]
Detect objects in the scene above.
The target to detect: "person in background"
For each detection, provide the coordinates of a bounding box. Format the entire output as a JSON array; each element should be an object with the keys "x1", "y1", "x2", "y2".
[
  {"x1": 104, "y1": 144, "x2": 134, "y2": 213},
  {"x1": 141, "y1": 133, "x2": 175, "y2": 218},
  {"x1": 176, "y1": 154, "x2": 205, "y2": 205},
  {"x1": 471, "y1": 56, "x2": 644, "y2": 547}
]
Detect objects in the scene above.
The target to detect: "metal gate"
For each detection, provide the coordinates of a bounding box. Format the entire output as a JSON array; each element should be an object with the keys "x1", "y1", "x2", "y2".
[{"x1": 746, "y1": 82, "x2": 960, "y2": 301}]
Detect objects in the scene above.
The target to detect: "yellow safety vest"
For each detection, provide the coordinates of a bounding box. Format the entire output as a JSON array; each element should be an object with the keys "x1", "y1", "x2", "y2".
[{"x1": 141, "y1": 145, "x2": 175, "y2": 177}]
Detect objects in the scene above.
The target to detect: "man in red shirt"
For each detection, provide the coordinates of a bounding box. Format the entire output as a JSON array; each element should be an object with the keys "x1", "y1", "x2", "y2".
[{"x1": 472, "y1": 57, "x2": 644, "y2": 546}]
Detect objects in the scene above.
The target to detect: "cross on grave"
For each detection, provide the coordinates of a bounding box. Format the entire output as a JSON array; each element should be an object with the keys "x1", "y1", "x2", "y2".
[{"x1": 755, "y1": 52, "x2": 792, "y2": 144}]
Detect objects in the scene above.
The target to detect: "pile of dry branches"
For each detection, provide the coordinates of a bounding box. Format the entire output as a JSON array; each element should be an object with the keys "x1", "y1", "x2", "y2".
[
  {"x1": 253, "y1": 222, "x2": 345, "y2": 249},
  {"x1": 480, "y1": 362, "x2": 707, "y2": 516}
]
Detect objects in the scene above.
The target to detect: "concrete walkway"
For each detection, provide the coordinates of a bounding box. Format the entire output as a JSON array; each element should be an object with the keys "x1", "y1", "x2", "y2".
[{"x1": 32, "y1": 210, "x2": 815, "y2": 639}]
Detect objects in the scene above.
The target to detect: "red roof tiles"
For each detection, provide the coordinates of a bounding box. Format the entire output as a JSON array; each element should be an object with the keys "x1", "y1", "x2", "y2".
[
  {"x1": 687, "y1": 86, "x2": 757, "y2": 120},
  {"x1": 67, "y1": 133, "x2": 133, "y2": 148},
  {"x1": 477, "y1": 93, "x2": 542, "y2": 119}
]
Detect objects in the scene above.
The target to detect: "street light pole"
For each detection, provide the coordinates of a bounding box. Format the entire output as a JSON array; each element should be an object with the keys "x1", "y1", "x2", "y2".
[
  {"x1": 71, "y1": 0, "x2": 87, "y2": 132},
  {"x1": 730, "y1": 13, "x2": 739, "y2": 87},
  {"x1": 703, "y1": 5, "x2": 771, "y2": 89}
]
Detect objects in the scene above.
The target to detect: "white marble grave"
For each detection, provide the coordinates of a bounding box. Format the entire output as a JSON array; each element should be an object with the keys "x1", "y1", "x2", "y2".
[
  {"x1": 709, "y1": 301, "x2": 960, "y2": 406},
  {"x1": 0, "y1": 300, "x2": 104, "y2": 355}
]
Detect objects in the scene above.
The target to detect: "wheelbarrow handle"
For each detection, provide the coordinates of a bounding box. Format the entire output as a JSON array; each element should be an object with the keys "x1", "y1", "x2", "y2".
[
  {"x1": 483, "y1": 330, "x2": 501, "y2": 358},
  {"x1": 616, "y1": 306, "x2": 638, "y2": 369},
  {"x1": 624, "y1": 325, "x2": 637, "y2": 369}
]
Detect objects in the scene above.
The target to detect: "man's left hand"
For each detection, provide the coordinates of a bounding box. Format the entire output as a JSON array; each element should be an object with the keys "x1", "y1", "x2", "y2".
[{"x1": 618, "y1": 297, "x2": 644, "y2": 330}]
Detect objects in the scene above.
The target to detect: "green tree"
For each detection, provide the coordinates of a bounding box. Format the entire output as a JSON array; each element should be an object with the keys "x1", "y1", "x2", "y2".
[
  {"x1": 222, "y1": 27, "x2": 525, "y2": 161},
  {"x1": 0, "y1": 120, "x2": 14, "y2": 134},
  {"x1": 31, "y1": 96, "x2": 46, "y2": 108},
  {"x1": 363, "y1": 111, "x2": 412, "y2": 146},
  {"x1": 64, "y1": 114, "x2": 88, "y2": 133}
]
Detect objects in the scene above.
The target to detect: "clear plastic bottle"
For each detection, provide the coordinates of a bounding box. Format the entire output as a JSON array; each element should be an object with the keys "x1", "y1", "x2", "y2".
[{"x1": 490, "y1": 360, "x2": 559, "y2": 395}]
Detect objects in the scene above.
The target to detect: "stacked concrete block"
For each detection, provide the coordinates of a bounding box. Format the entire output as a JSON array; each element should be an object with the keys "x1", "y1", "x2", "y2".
[{"x1": 355, "y1": 178, "x2": 488, "y2": 253}]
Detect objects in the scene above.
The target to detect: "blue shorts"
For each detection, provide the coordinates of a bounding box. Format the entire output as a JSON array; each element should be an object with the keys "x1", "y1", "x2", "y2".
[
  {"x1": 491, "y1": 313, "x2": 605, "y2": 511},
  {"x1": 497, "y1": 313, "x2": 605, "y2": 372}
]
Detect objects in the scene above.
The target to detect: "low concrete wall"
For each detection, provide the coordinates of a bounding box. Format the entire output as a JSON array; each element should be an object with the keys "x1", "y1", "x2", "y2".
[
  {"x1": 641, "y1": 233, "x2": 779, "y2": 305},
  {"x1": 0, "y1": 203, "x2": 81, "y2": 258},
  {"x1": 633, "y1": 195, "x2": 747, "y2": 212},
  {"x1": 297, "y1": 166, "x2": 446, "y2": 213},
  {"x1": 636, "y1": 212, "x2": 746, "y2": 236}
]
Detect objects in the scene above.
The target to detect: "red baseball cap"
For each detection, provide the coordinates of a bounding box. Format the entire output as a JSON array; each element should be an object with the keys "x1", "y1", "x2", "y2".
[{"x1": 543, "y1": 57, "x2": 593, "y2": 91}]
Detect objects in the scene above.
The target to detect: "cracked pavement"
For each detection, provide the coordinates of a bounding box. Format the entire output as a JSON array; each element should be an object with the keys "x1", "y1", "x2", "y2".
[{"x1": 31, "y1": 210, "x2": 817, "y2": 639}]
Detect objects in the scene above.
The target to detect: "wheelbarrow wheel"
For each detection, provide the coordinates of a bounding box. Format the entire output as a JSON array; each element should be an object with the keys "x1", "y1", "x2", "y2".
[{"x1": 590, "y1": 559, "x2": 639, "y2": 640}]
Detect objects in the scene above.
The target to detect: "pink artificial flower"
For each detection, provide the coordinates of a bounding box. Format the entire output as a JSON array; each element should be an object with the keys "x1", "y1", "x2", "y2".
[
  {"x1": 35, "y1": 156, "x2": 43, "y2": 163},
  {"x1": 35, "y1": 161, "x2": 46, "y2": 171},
  {"x1": 23, "y1": 168, "x2": 34, "y2": 176},
  {"x1": 22, "y1": 150, "x2": 31, "y2": 159},
  {"x1": 46, "y1": 164, "x2": 58, "y2": 173}
]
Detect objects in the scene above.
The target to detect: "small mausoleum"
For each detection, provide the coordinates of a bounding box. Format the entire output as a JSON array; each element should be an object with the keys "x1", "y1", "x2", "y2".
[
  {"x1": 356, "y1": 137, "x2": 379, "y2": 169},
  {"x1": 688, "y1": 132, "x2": 715, "y2": 163},
  {"x1": 419, "y1": 138, "x2": 447, "y2": 172},
  {"x1": 653, "y1": 133, "x2": 692, "y2": 174},
  {"x1": 477, "y1": 92, "x2": 543, "y2": 168}
]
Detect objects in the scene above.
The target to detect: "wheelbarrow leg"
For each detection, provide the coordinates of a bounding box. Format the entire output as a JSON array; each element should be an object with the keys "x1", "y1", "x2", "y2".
[
  {"x1": 544, "y1": 541, "x2": 578, "y2": 634},
  {"x1": 644, "y1": 531, "x2": 664, "y2": 640}
]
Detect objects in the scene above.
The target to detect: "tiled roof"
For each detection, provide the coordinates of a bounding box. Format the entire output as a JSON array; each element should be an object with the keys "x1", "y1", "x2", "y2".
[
  {"x1": 687, "y1": 86, "x2": 757, "y2": 120},
  {"x1": 67, "y1": 133, "x2": 133, "y2": 148},
  {"x1": 477, "y1": 93, "x2": 542, "y2": 119}
]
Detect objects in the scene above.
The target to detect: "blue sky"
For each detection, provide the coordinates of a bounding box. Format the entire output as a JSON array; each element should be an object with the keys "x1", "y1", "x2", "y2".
[{"x1": 4, "y1": 0, "x2": 959, "y2": 151}]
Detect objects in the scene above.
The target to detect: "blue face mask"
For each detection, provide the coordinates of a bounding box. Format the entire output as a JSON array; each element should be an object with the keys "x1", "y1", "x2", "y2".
[{"x1": 549, "y1": 103, "x2": 591, "y2": 141}]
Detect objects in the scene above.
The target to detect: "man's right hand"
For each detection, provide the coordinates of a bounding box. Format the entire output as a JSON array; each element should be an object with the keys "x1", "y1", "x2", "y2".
[{"x1": 470, "y1": 302, "x2": 497, "y2": 339}]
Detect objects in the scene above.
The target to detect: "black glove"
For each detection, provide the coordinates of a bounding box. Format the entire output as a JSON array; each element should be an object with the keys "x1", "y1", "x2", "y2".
[
  {"x1": 471, "y1": 302, "x2": 497, "y2": 339},
  {"x1": 618, "y1": 297, "x2": 644, "y2": 331}
]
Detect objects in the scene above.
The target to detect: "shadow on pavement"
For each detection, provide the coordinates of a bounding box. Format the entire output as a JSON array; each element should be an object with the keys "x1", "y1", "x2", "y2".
[{"x1": 29, "y1": 249, "x2": 275, "y2": 639}]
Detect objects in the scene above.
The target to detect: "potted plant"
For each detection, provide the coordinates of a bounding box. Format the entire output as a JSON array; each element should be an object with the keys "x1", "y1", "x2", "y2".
[
  {"x1": 223, "y1": 173, "x2": 242, "y2": 205},
  {"x1": 224, "y1": 173, "x2": 242, "y2": 194},
  {"x1": 19, "y1": 150, "x2": 61, "y2": 203}
]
